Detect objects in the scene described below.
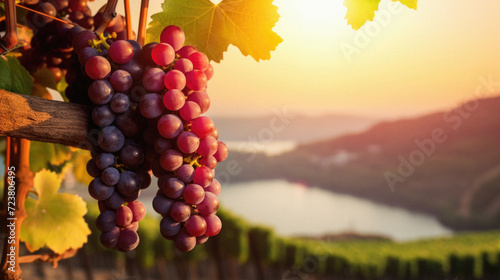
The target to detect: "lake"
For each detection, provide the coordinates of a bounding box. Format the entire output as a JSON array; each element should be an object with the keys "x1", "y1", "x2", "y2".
[{"x1": 218, "y1": 179, "x2": 453, "y2": 241}]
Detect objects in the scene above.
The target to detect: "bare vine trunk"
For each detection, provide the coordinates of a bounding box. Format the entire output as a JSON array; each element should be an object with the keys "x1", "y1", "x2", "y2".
[
  {"x1": 0, "y1": 90, "x2": 91, "y2": 149},
  {"x1": 0, "y1": 138, "x2": 33, "y2": 280}
]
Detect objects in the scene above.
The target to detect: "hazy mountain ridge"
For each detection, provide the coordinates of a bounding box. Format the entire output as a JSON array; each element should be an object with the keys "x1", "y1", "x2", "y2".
[
  {"x1": 217, "y1": 96, "x2": 500, "y2": 230},
  {"x1": 210, "y1": 112, "x2": 381, "y2": 143}
]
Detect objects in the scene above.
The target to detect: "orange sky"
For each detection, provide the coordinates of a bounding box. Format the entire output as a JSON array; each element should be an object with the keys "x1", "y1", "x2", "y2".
[{"x1": 91, "y1": 0, "x2": 500, "y2": 118}]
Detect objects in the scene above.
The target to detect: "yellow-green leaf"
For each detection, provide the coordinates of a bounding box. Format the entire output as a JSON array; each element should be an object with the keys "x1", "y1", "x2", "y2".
[
  {"x1": 30, "y1": 142, "x2": 72, "y2": 173},
  {"x1": 69, "y1": 149, "x2": 93, "y2": 185},
  {"x1": 20, "y1": 170, "x2": 90, "y2": 254},
  {"x1": 344, "y1": 0, "x2": 382, "y2": 30},
  {"x1": 146, "y1": 0, "x2": 283, "y2": 62},
  {"x1": 392, "y1": 0, "x2": 417, "y2": 9}
]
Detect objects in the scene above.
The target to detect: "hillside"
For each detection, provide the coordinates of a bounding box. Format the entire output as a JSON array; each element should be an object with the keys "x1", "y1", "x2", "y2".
[
  {"x1": 210, "y1": 113, "x2": 380, "y2": 142},
  {"x1": 218, "y1": 96, "x2": 500, "y2": 230}
]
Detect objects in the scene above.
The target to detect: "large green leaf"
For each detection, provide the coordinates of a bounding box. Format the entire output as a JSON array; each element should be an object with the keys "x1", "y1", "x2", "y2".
[
  {"x1": 20, "y1": 170, "x2": 90, "y2": 254},
  {"x1": 0, "y1": 56, "x2": 33, "y2": 95},
  {"x1": 344, "y1": 0, "x2": 417, "y2": 30},
  {"x1": 146, "y1": 0, "x2": 283, "y2": 62}
]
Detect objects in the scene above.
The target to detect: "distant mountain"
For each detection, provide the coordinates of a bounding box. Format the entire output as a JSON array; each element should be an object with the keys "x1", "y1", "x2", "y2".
[
  {"x1": 210, "y1": 113, "x2": 381, "y2": 143},
  {"x1": 217, "y1": 96, "x2": 500, "y2": 230}
]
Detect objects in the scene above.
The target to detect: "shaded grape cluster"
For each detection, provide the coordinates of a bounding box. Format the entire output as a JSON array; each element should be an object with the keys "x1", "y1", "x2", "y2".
[{"x1": 19, "y1": 0, "x2": 130, "y2": 81}]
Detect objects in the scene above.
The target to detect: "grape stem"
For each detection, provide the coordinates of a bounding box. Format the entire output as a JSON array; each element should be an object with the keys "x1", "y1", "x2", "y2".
[
  {"x1": 89, "y1": 32, "x2": 117, "y2": 51},
  {"x1": 184, "y1": 155, "x2": 202, "y2": 168},
  {"x1": 94, "y1": 0, "x2": 119, "y2": 35},
  {"x1": 0, "y1": 0, "x2": 17, "y2": 54}
]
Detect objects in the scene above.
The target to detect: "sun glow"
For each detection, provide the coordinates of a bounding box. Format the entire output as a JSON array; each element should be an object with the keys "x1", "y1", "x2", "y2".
[{"x1": 274, "y1": 0, "x2": 347, "y2": 36}]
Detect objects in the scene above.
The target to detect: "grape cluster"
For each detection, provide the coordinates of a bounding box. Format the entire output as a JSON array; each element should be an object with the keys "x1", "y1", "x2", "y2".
[{"x1": 74, "y1": 25, "x2": 228, "y2": 252}]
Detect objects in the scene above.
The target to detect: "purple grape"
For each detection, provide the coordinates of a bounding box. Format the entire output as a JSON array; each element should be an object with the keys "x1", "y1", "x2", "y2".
[
  {"x1": 100, "y1": 226, "x2": 120, "y2": 248},
  {"x1": 197, "y1": 192, "x2": 219, "y2": 216},
  {"x1": 151, "y1": 43, "x2": 175, "y2": 66},
  {"x1": 177, "y1": 164, "x2": 194, "y2": 183},
  {"x1": 109, "y1": 40, "x2": 134, "y2": 64},
  {"x1": 186, "y1": 215, "x2": 207, "y2": 237},
  {"x1": 204, "y1": 214, "x2": 222, "y2": 236},
  {"x1": 96, "y1": 210, "x2": 116, "y2": 232},
  {"x1": 101, "y1": 167, "x2": 120, "y2": 186},
  {"x1": 139, "y1": 93, "x2": 164, "y2": 118},
  {"x1": 92, "y1": 105, "x2": 115, "y2": 127},
  {"x1": 118, "y1": 228, "x2": 139, "y2": 251},
  {"x1": 119, "y1": 59, "x2": 144, "y2": 81},
  {"x1": 142, "y1": 68, "x2": 165, "y2": 92},
  {"x1": 159, "y1": 149, "x2": 183, "y2": 172},
  {"x1": 160, "y1": 216, "x2": 181, "y2": 237},
  {"x1": 153, "y1": 194, "x2": 174, "y2": 216},
  {"x1": 116, "y1": 205, "x2": 133, "y2": 227},
  {"x1": 115, "y1": 109, "x2": 141, "y2": 137},
  {"x1": 205, "y1": 179, "x2": 221, "y2": 196},
  {"x1": 98, "y1": 126, "x2": 125, "y2": 153},
  {"x1": 214, "y1": 141, "x2": 228, "y2": 162},
  {"x1": 177, "y1": 131, "x2": 200, "y2": 154},
  {"x1": 95, "y1": 153, "x2": 116, "y2": 170},
  {"x1": 174, "y1": 229, "x2": 196, "y2": 252},
  {"x1": 117, "y1": 171, "x2": 140, "y2": 197},
  {"x1": 179, "y1": 101, "x2": 201, "y2": 121},
  {"x1": 85, "y1": 56, "x2": 111, "y2": 80},
  {"x1": 127, "y1": 200, "x2": 146, "y2": 222},
  {"x1": 163, "y1": 89, "x2": 186, "y2": 111},
  {"x1": 110, "y1": 70, "x2": 133, "y2": 93},
  {"x1": 120, "y1": 143, "x2": 144, "y2": 166},
  {"x1": 86, "y1": 159, "x2": 101, "y2": 178},
  {"x1": 157, "y1": 114, "x2": 183, "y2": 139},
  {"x1": 104, "y1": 190, "x2": 125, "y2": 210},
  {"x1": 160, "y1": 25, "x2": 185, "y2": 51},
  {"x1": 197, "y1": 136, "x2": 218, "y2": 157},
  {"x1": 193, "y1": 166, "x2": 214, "y2": 188},
  {"x1": 160, "y1": 177, "x2": 185, "y2": 199},
  {"x1": 163, "y1": 70, "x2": 186, "y2": 90},
  {"x1": 183, "y1": 184, "x2": 205, "y2": 205},
  {"x1": 135, "y1": 169, "x2": 152, "y2": 189},
  {"x1": 154, "y1": 137, "x2": 173, "y2": 154},
  {"x1": 88, "y1": 79, "x2": 114, "y2": 105},
  {"x1": 78, "y1": 47, "x2": 98, "y2": 65},
  {"x1": 109, "y1": 93, "x2": 130, "y2": 114},
  {"x1": 88, "y1": 178, "x2": 114, "y2": 200},
  {"x1": 187, "y1": 91, "x2": 210, "y2": 113},
  {"x1": 72, "y1": 30, "x2": 96, "y2": 52},
  {"x1": 197, "y1": 235, "x2": 209, "y2": 245},
  {"x1": 170, "y1": 201, "x2": 191, "y2": 222},
  {"x1": 174, "y1": 58, "x2": 193, "y2": 74},
  {"x1": 199, "y1": 156, "x2": 217, "y2": 169}
]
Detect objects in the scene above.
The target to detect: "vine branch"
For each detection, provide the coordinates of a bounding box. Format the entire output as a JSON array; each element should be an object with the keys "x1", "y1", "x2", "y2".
[
  {"x1": 18, "y1": 248, "x2": 78, "y2": 268},
  {"x1": 0, "y1": 90, "x2": 93, "y2": 150}
]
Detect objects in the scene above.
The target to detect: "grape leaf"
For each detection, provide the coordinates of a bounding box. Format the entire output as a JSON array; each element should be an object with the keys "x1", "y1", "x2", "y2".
[
  {"x1": 69, "y1": 149, "x2": 93, "y2": 185},
  {"x1": 393, "y1": 0, "x2": 417, "y2": 9},
  {"x1": 0, "y1": 56, "x2": 33, "y2": 95},
  {"x1": 30, "y1": 142, "x2": 72, "y2": 173},
  {"x1": 344, "y1": 0, "x2": 418, "y2": 30},
  {"x1": 344, "y1": 0, "x2": 382, "y2": 30},
  {"x1": 146, "y1": 0, "x2": 282, "y2": 62},
  {"x1": 20, "y1": 170, "x2": 90, "y2": 254}
]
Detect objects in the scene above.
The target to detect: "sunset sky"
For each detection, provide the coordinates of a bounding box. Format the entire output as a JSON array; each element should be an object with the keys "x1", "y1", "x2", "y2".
[{"x1": 91, "y1": 0, "x2": 500, "y2": 118}]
